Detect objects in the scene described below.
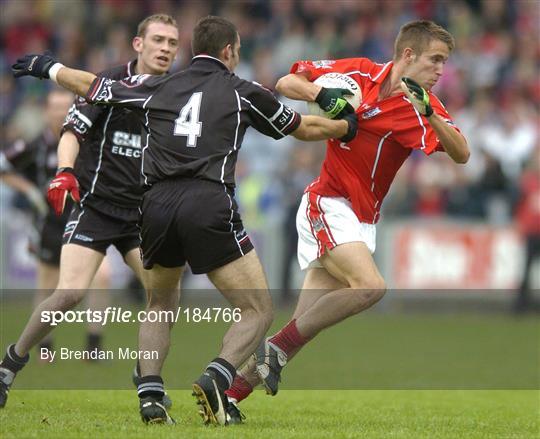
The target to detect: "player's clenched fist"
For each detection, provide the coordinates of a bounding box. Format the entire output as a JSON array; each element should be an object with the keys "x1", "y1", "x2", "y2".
[
  {"x1": 47, "y1": 167, "x2": 80, "y2": 216},
  {"x1": 11, "y1": 53, "x2": 58, "y2": 79},
  {"x1": 400, "y1": 77, "x2": 433, "y2": 117},
  {"x1": 315, "y1": 87, "x2": 355, "y2": 119}
]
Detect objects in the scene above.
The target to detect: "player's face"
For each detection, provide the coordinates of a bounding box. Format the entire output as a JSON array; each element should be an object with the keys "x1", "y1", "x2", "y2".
[
  {"x1": 134, "y1": 22, "x2": 179, "y2": 75},
  {"x1": 46, "y1": 91, "x2": 73, "y2": 132},
  {"x1": 404, "y1": 39, "x2": 449, "y2": 90}
]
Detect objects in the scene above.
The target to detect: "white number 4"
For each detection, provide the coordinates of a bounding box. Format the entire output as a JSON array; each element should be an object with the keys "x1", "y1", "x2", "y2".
[{"x1": 174, "y1": 92, "x2": 202, "y2": 147}]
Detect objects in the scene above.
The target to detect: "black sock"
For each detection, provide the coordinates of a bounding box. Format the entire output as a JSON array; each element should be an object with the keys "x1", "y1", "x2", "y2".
[
  {"x1": 1, "y1": 344, "x2": 29, "y2": 373},
  {"x1": 206, "y1": 357, "x2": 236, "y2": 390},
  {"x1": 86, "y1": 333, "x2": 102, "y2": 351},
  {"x1": 137, "y1": 375, "x2": 164, "y2": 399}
]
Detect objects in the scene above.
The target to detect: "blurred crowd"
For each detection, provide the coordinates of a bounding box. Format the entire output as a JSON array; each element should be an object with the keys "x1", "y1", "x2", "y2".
[{"x1": 1, "y1": 0, "x2": 539, "y2": 228}]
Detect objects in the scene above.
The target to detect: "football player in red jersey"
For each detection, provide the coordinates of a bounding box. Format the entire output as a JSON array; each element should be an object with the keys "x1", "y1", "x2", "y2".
[{"x1": 224, "y1": 20, "x2": 470, "y2": 421}]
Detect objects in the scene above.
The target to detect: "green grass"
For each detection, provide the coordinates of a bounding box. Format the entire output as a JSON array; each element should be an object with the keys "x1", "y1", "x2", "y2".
[
  {"x1": 1, "y1": 390, "x2": 538, "y2": 438},
  {"x1": 0, "y1": 300, "x2": 539, "y2": 437}
]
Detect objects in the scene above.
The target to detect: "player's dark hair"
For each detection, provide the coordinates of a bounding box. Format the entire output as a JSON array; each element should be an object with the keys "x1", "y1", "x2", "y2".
[
  {"x1": 137, "y1": 14, "x2": 177, "y2": 38},
  {"x1": 191, "y1": 16, "x2": 238, "y2": 58},
  {"x1": 394, "y1": 20, "x2": 455, "y2": 60}
]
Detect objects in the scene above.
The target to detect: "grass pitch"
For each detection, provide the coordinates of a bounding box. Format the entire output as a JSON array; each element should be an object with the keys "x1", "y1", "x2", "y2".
[
  {"x1": 0, "y1": 299, "x2": 538, "y2": 437},
  {"x1": 1, "y1": 390, "x2": 538, "y2": 438}
]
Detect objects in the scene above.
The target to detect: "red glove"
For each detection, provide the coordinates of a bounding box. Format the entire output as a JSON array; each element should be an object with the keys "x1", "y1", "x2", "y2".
[{"x1": 47, "y1": 167, "x2": 80, "y2": 216}]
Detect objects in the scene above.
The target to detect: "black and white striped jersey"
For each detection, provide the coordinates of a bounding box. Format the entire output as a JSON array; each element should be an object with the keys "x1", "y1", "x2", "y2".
[
  {"x1": 63, "y1": 60, "x2": 143, "y2": 222},
  {"x1": 85, "y1": 55, "x2": 301, "y2": 188}
]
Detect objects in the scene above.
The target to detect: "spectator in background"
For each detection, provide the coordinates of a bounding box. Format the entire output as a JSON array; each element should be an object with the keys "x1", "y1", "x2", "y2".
[
  {"x1": 514, "y1": 145, "x2": 540, "y2": 313},
  {"x1": 279, "y1": 144, "x2": 322, "y2": 301}
]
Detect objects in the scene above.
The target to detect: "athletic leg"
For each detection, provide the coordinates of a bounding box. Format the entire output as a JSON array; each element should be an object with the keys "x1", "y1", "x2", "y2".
[
  {"x1": 137, "y1": 264, "x2": 183, "y2": 377},
  {"x1": 234, "y1": 267, "x2": 345, "y2": 391},
  {"x1": 14, "y1": 244, "x2": 106, "y2": 357},
  {"x1": 193, "y1": 249, "x2": 273, "y2": 425},
  {"x1": 295, "y1": 241, "x2": 386, "y2": 338},
  {"x1": 34, "y1": 262, "x2": 59, "y2": 359},
  {"x1": 207, "y1": 249, "x2": 273, "y2": 368},
  {"x1": 0, "y1": 244, "x2": 105, "y2": 408},
  {"x1": 136, "y1": 263, "x2": 182, "y2": 425},
  {"x1": 85, "y1": 258, "x2": 110, "y2": 353}
]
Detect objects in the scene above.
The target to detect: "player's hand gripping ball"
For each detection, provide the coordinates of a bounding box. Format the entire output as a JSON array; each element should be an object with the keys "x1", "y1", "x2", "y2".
[{"x1": 308, "y1": 73, "x2": 362, "y2": 119}]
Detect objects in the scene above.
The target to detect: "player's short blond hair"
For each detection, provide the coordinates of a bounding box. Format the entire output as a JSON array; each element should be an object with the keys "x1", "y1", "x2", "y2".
[
  {"x1": 393, "y1": 20, "x2": 455, "y2": 60},
  {"x1": 137, "y1": 14, "x2": 177, "y2": 38}
]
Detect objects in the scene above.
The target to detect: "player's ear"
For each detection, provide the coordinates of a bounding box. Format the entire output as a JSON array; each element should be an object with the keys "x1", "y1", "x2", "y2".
[
  {"x1": 403, "y1": 48, "x2": 415, "y2": 64},
  {"x1": 223, "y1": 44, "x2": 232, "y2": 61},
  {"x1": 132, "y1": 36, "x2": 143, "y2": 54}
]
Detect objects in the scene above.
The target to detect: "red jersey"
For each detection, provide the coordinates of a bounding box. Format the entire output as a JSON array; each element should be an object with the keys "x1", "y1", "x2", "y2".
[{"x1": 292, "y1": 58, "x2": 460, "y2": 224}]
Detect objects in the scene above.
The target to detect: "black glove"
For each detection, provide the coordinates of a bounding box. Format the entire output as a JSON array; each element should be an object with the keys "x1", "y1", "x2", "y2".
[
  {"x1": 400, "y1": 77, "x2": 433, "y2": 117},
  {"x1": 11, "y1": 53, "x2": 57, "y2": 79},
  {"x1": 339, "y1": 112, "x2": 358, "y2": 143},
  {"x1": 315, "y1": 87, "x2": 355, "y2": 119}
]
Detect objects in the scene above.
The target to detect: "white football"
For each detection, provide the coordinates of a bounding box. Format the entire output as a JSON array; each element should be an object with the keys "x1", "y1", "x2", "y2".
[{"x1": 307, "y1": 72, "x2": 362, "y2": 118}]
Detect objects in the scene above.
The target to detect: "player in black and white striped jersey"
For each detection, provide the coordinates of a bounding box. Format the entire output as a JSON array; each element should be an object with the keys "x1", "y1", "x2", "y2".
[{"x1": 0, "y1": 14, "x2": 178, "y2": 415}]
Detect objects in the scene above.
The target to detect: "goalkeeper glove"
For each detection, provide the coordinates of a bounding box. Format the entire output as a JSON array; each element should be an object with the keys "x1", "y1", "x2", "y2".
[
  {"x1": 400, "y1": 77, "x2": 433, "y2": 117},
  {"x1": 47, "y1": 167, "x2": 80, "y2": 216},
  {"x1": 339, "y1": 112, "x2": 358, "y2": 143},
  {"x1": 11, "y1": 53, "x2": 57, "y2": 79},
  {"x1": 315, "y1": 87, "x2": 355, "y2": 119}
]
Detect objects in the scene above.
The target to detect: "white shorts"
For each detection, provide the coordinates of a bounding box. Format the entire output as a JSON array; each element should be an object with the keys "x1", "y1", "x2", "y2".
[{"x1": 296, "y1": 192, "x2": 376, "y2": 270}]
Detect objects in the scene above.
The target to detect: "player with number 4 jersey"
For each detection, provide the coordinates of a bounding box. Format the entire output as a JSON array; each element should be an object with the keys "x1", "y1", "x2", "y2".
[{"x1": 10, "y1": 16, "x2": 358, "y2": 425}]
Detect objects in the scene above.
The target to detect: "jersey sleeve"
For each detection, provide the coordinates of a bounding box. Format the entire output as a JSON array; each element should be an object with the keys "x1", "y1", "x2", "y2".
[
  {"x1": 237, "y1": 80, "x2": 301, "y2": 139},
  {"x1": 396, "y1": 93, "x2": 462, "y2": 156},
  {"x1": 85, "y1": 74, "x2": 162, "y2": 109},
  {"x1": 290, "y1": 58, "x2": 372, "y2": 81},
  {"x1": 62, "y1": 95, "x2": 104, "y2": 142},
  {"x1": 63, "y1": 66, "x2": 131, "y2": 142}
]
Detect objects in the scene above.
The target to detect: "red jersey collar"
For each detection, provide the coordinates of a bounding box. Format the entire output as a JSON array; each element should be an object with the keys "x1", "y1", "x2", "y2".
[{"x1": 371, "y1": 61, "x2": 393, "y2": 83}]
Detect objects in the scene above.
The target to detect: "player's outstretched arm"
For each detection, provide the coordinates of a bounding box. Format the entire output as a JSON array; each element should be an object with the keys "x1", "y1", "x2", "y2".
[
  {"x1": 277, "y1": 73, "x2": 354, "y2": 119},
  {"x1": 291, "y1": 112, "x2": 357, "y2": 142},
  {"x1": 276, "y1": 73, "x2": 320, "y2": 101},
  {"x1": 11, "y1": 53, "x2": 96, "y2": 98}
]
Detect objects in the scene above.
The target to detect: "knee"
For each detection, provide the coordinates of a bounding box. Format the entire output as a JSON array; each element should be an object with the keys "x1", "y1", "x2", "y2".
[
  {"x1": 349, "y1": 276, "x2": 387, "y2": 311},
  {"x1": 244, "y1": 298, "x2": 274, "y2": 332},
  {"x1": 258, "y1": 307, "x2": 274, "y2": 333},
  {"x1": 147, "y1": 290, "x2": 176, "y2": 309},
  {"x1": 53, "y1": 290, "x2": 86, "y2": 310}
]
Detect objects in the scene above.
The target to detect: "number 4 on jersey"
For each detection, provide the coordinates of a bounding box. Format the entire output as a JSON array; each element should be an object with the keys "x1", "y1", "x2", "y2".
[{"x1": 174, "y1": 92, "x2": 203, "y2": 147}]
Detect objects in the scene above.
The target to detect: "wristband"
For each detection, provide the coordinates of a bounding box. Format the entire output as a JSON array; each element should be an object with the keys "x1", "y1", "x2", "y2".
[
  {"x1": 48, "y1": 63, "x2": 65, "y2": 83},
  {"x1": 56, "y1": 166, "x2": 74, "y2": 175}
]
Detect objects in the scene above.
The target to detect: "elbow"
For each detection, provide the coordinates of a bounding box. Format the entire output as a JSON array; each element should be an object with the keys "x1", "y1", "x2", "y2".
[
  {"x1": 454, "y1": 149, "x2": 470, "y2": 164},
  {"x1": 275, "y1": 77, "x2": 287, "y2": 95}
]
